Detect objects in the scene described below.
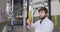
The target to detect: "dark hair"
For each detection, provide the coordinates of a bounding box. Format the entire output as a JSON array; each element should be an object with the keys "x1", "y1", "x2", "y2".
[{"x1": 38, "y1": 7, "x2": 48, "y2": 14}]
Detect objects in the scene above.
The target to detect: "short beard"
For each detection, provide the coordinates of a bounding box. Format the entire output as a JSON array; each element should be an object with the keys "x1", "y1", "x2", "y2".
[{"x1": 39, "y1": 16, "x2": 46, "y2": 20}]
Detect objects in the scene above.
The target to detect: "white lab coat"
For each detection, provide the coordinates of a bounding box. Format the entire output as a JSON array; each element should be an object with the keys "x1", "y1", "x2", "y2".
[{"x1": 32, "y1": 17, "x2": 54, "y2": 32}]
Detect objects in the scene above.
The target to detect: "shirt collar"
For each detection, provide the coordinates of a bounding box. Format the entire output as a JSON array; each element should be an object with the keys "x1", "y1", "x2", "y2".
[{"x1": 40, "y1": 17, "x2": 48, "y2": 22}]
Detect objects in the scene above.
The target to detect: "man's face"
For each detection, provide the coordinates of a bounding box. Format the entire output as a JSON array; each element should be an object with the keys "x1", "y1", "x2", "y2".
[{"x1": 38, "y1": 10, "x2": 47, "y2": 19}]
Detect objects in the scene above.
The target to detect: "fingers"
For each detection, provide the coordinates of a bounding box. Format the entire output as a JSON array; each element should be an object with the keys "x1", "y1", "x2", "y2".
[{"x1": 27, "y1": 18, "x2": 30, "y2": 24}]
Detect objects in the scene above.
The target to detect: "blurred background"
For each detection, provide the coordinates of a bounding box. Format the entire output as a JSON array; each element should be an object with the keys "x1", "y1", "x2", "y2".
[{"x1": 0, "y1": 0, "x2": 60, "y2": 32}]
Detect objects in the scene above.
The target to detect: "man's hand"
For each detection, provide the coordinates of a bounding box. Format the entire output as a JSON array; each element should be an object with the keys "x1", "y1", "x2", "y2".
[
  {"x1": 27, "y1": 18, "x2": 32, "y2": 25},
  {"x1": 27, "y1": 18, "x2": 35, "y2": 30},
  {"x1": 27, "y1": 18, "x2": 30, "y2": 24}
]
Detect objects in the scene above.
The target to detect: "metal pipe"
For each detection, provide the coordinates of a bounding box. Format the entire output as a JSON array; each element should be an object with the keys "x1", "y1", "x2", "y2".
[
  {"x1": 48, "y1": 0, "x2": 51, "y2": 20},
  {"x1": 23, "y1": 0, "x2": 26, "y2": 32},
  {"x1": 27, "y1": 0, "x2": 29, "y2": 18},
  {"x1": 21, "y1": 0, "x2": 23, "y2": 15},
  {"x1": 12, "y1": 0, "x2": 13, "y2": 15}
]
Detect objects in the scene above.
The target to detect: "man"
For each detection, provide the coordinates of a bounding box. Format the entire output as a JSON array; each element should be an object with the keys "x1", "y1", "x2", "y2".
[{"x1": 27, "y1": 7, "x2": 54, "y2": 32}]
